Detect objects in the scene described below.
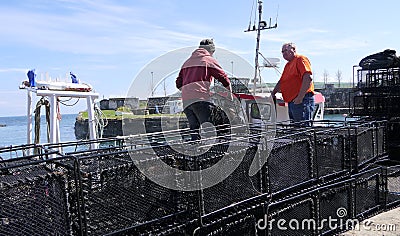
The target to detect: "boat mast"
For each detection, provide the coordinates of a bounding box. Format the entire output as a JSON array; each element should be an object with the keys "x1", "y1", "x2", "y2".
[{"x1": 245, "y1": 0, "x2": 277, "y2": 94}]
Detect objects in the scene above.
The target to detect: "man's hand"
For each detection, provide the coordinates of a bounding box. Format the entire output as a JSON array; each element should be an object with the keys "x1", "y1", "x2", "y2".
[{"x1": 225, "y1": 84, "x2": 233, "y2": 101}]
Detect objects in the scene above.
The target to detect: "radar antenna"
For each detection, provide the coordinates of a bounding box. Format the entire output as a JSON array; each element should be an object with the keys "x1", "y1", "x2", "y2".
[{"x1": 245, "y1": 0, "x2": 278, "y2": 94}]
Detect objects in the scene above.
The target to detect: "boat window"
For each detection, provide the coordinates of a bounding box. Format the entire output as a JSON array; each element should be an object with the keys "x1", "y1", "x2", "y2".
[{"x1": 250, "y1": 103, "x2": 271, "y2": 120}]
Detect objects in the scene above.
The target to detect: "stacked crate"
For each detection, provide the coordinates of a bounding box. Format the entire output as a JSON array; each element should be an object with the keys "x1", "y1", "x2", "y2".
[
  {"x1": 353, "y1": 66, "x2": 400, "y2": 161},
  {"x1": 0, "y1": 146, "x2": 72, "y2": 236},
  {"x1": 1, "y1": 120, "x2": 399, "y2": 235}
]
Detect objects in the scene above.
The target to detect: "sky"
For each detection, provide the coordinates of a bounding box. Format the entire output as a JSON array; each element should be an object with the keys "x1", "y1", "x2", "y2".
[{"x1": 0, "y1": 0, "x2": 399, "y2": 117}]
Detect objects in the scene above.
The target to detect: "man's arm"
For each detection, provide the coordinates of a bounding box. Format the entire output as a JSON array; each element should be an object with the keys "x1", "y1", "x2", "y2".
[
  {"x1": 271, "y1": 80, "x2": 281, "y2": 97},
  {"x1": 292, "y1": 72, "x2": 312, "y2": 104},
  {"x1": 175, "y1": 70, "x2": 183, "y2": 90}
]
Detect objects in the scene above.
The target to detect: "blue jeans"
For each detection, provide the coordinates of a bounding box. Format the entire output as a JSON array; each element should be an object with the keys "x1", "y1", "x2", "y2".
[{"x1": 288, "y1": 93, "x2": 315, "y2": 126}]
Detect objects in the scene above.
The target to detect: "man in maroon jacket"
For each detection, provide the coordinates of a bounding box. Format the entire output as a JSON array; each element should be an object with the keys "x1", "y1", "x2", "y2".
[{"x1": 176, "y1": 39, "x2": 232, "y2": 141}]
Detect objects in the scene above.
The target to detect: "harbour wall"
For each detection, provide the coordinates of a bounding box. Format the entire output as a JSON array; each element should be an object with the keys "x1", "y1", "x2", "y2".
[
  {"x1": 75, "y1": 116, "x2": 189, "y2": 140},
  {"x1": 75, "y1": 85, "x2": 353, "y2": 139}
]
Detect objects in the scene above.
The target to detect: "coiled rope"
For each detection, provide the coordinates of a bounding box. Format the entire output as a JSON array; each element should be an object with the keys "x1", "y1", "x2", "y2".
[
  {"x1": 94, "y1": 104, "x2": 108, "y2": 139},
  {"x1": 34, "y1": 97, "x2": 50, "y2": 144},
  {"x1": 34, "y1": 97, "x2": 62, "y2": 144}
]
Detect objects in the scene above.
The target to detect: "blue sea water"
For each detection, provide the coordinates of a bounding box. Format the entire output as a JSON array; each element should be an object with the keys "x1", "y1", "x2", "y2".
[{"x1": 0, "y1": 113, "x2": 78, "y2": 147}]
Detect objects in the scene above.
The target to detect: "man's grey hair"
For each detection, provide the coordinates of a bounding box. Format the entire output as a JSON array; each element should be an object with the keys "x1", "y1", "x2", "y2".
[{"x1": 283, "y1": 42, "x2": 296, "y2": 51}]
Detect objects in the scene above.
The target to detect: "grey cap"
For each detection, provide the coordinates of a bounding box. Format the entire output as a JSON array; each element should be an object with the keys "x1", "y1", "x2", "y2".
[{"x1": 199, "y1": 38, "x2": 215, "y2": 53}]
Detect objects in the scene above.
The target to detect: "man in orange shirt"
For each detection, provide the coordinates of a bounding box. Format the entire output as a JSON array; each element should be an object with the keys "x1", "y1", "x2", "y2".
[{"x1": 271, "y1": 42, "x2": 315, "y2": 126}]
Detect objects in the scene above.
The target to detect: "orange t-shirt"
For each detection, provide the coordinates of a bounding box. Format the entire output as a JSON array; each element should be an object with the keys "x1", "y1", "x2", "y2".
[{"x1": 279, "y1": 54, "x2": 314, "y2": 102}]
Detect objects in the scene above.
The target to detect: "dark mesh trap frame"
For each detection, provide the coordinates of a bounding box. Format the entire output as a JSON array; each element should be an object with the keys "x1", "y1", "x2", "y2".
[
  {"x1": 0, "y1": 157, "x2": 72, "y2": 236},
  {"x1": 0, "y1": 143, "x2": 65, "y2": 165},
  {"x1": 374, "y1": 121, "x2": 387, "y2": 157},
  {"x1": 275, "y1": 120, "x2": 386, "y2": 180},
  {"x1": 356, "y1": 67, "x2": 400, "y2": 93},
  {"x1": 65, "y1": 148, "x2": 191, "y2": 236},
  {"x1": 352, "y1": 121, "x2": 387, "y2": 170},
  {"x1": 387, "y1": 119, "x2": 400, "y2": 161},
  {"x1": 381, "y1": 164, "x2": 400, "y2": 209},
  {"x1": 58, "y1": 134, "x2": 262, "y2": 235},
  {"x1": 267, "y1": 195, "x2": 317, "y2": 236},
  {"x1": 346, "y1": 124, "x2": 377, "y2": 171},
  {"x1": 193, "y1": 214, "x2": 257, "y2": 236},
  {"x1": 266, "y1": 134, "x2": 314, "y2": 194},
  {"x1": 214, "y1": 77, "x2": 251, "y2": 94},
  {"x1": 352, "y1": 167, "x2": 383, "y2": 220},
  {"x1": 201, "y1": 146, "x2": 261, "y2": 214},
  {"x1": 0, "y1": 144, "x2": 45, "y2": 160},
  {"x1": 313, "y1": 129, "x2": 348, "y2": 182},
  {"x1": 0, "y1": 117, "x2": 396, "y2": 235},
  {"x1": 353, "y1": 94, "x2": 400, "y2": 117},
  {"x1": 316, "y1": 179, "x2": 354, "y2": 236},
  {"x1": 352, "y1": 67, "x2": 400, "y2": 118},
  {"x1": 314, "y1": 121, "x2": 386, "y2": 173}
]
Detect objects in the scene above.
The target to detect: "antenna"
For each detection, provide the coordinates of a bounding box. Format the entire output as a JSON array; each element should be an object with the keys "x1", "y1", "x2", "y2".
[{"x1": 244, "y1": 0, "x2": 278, "y2": 94}]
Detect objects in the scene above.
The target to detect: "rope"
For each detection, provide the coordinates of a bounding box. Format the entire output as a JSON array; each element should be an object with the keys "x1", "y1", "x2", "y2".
[
  {"x1": 34, "y1": 97, "x2": 50, "y2": 145},
  {"x1": 94, "y1": 104, "x2": 108, "y2": 139},
  {"x1": 58, "y1": 97, "x2": 80, "y2": 106}
]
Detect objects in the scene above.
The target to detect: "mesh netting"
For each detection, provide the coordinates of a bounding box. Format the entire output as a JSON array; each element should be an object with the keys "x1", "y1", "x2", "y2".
[
  {"x1": 214, "y1": 77, "x2": 250, "y2": 94},
  {"x1": 375, "y1": 125, "x2": 386, "y2": 157},
  {"x1": 314, "y1": 133, "x2": 346, "y2": 179},
  {"x1": 353, "y1": 95, "x2": 400, "y2": 117},
  {"x1": 318, "y1": 181, "x2": 352, "y2": 235},
  {"x1": 387, "y1": 119, "x2": 400, "y2": 161},
  {"x1": 357, "y1": 67, "x2": 400, "y2": 91},
  {"x1": 0, "y1": 119, "x2": 397, "y2": 235},
  {"x1": 201, "y1": 146, "x2": 260, "y2": 214},
  {"x1": 313, "y1": 123, "x2": 381, "y2": 173},
  {"x1": 355, "y1": 128, "x2": 375, "y2": 166},
  {"x1": 66, "y1": 149, "x2": 187, "y2": 235},
  {"x1": 353, "y1": 168, "x2": 381, "y2": 219},
  {"x1": 194, "y1": 214, "x2": 257, "y2": 236},
  {"x1": 268, "y1": 198, "x2": 315, "y2": 236},
  {"x1": 0, "y1": 162, "x2": 71, "y2": 236},
  {"x1": 267, "y1": 136, "x2": 313, "y2": 193},
  {"x1": 385, "y1": 166, "x2": 400, "y2": 208}
]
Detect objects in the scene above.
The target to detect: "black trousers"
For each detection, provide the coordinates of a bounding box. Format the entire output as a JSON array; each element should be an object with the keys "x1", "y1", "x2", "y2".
[{"x1": 183, "y1": 101, "x2": 215, "y2": 141}]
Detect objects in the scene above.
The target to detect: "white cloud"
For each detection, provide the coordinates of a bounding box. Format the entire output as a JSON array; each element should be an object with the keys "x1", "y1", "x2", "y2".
[
  {"x1": 0, "y1": 1, "x2": 205, "y2": 56},
  {"x1": 0, "y1": 68, "x2": 28, "y2": 73}
]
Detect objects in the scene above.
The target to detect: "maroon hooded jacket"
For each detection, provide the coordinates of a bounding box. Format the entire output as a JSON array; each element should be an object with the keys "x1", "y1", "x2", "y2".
[{"x1": 176, "y1": 48, "x2": 230, "y2": 101}]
